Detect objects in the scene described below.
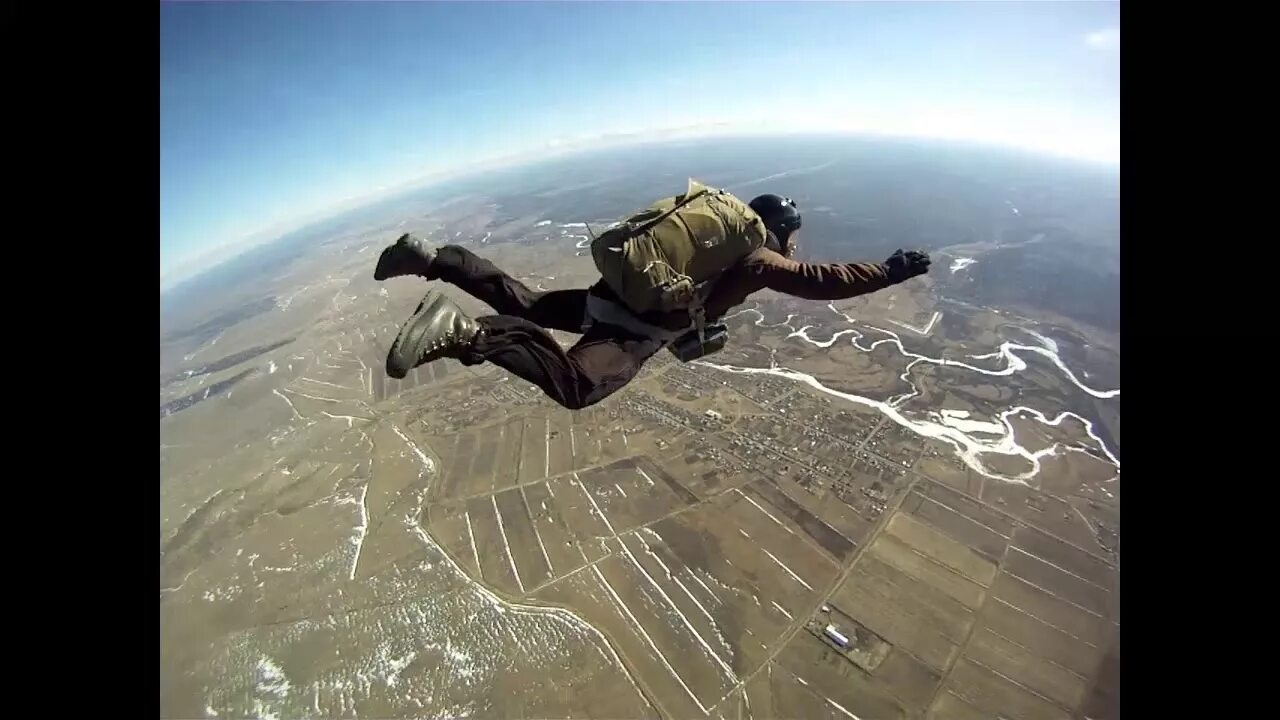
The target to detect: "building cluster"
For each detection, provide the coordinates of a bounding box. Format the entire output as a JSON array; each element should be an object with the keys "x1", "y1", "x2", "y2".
[
  {"x1": 699, "y1": 370, "x2": 797, "y2": 407},
  {"x1": 408, "y1": 390, "x2": 502, "y2": 435},
  {"x1": 620, "y1": 392, "x2": 705, "y2": 431},
  {"x1": 662, "y1": 365, "x2": 724, "y2": 395},
  {"x1": 862, "y1": 425, "x2": 923, "y2": 469}
]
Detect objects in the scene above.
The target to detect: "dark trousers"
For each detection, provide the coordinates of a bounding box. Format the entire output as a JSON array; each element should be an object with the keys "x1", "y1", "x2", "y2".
[{"x1": 436, "y1": 245, "x2": 665, "y2": 409}]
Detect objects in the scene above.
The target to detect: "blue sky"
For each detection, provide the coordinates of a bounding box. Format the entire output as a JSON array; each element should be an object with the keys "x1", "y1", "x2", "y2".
[{"x1": 160, "y1": 1, "x2": 1119, "y2": 290}]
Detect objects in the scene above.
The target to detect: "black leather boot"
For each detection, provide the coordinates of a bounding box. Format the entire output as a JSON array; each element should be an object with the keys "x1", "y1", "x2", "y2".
[
  {"x1": 374, "y1": 233, "x2": 438, "y2": 281},
  {"x1": 386, "y1": 290, "x2": 481, "y2": 378}
]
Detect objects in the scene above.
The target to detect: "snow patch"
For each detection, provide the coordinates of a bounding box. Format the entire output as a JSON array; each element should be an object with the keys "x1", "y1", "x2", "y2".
[
  {"x1": 256, "y1": 656, "x2": 292, "y2": 699},
  {"x1": 937, "y1": 409, "x2": 1004, "y2": 435}
]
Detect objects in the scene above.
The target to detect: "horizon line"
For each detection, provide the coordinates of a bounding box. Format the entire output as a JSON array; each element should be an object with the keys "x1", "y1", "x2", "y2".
[{"x1": 159, "y1": 127, "x2": 1119, "y2": 296}]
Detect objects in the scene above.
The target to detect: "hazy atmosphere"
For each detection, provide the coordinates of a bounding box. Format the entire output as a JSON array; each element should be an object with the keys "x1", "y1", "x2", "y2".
[{"x1": 161, "y1": 1, "x2": 1118, "y2": 290}]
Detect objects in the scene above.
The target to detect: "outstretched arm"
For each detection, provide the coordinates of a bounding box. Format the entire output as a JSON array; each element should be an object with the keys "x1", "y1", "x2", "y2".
[
  {"x1": 704, "y1": 247, "x2": 930, "y2": 318},
  {"x1": 749, "y1": 250, "x2": 893, "y2": 300}
]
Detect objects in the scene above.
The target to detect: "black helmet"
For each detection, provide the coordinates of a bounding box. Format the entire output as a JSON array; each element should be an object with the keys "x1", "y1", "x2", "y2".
[{"x1": 748, "y1": 194, "x2": 802, "y2": 236}]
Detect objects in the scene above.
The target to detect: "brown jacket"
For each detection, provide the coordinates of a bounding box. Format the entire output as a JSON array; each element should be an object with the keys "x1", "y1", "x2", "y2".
[
  {"x1": 592, "y1": 248, "x2": 894, "y2": 332},
  {"x1": 703, "y1": 247, "x2": 893, "y2": 320}
]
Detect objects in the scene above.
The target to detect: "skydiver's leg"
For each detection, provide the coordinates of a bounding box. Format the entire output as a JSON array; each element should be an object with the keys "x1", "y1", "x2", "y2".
[
  {"x1": 431, "y1": 245, "x2": 587, "y2": 333},
  {"x1": 462, "y1": 318, "x2": 664, "y2": 410}
]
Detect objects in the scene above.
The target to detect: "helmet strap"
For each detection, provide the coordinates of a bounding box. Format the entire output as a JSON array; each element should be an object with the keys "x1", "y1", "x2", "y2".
[{"x1": 773, "y1": 227, "x2": 796, "y2": 256}]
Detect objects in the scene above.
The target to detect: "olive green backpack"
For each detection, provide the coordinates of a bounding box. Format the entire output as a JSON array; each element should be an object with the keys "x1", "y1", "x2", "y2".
[{"x1": 590, "y1": 179, "x2": 768, "y2": 327}]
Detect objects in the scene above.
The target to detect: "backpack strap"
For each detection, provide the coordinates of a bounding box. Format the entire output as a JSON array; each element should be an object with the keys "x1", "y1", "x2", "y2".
[
  {"x1": 690, "y1": 304, "x2": 708, "y2": 343},
  {"x1": 619, "y1": 186, "x2": 712, "y2": 239},
  {"x1": 583, "y1": 293, "x2": 686, "y2": 342}
]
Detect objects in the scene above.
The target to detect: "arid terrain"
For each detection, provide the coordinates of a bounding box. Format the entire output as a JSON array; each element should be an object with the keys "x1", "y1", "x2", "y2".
[{"x1": 161, "y1": 138, "x2": 1120, "y2": 719}]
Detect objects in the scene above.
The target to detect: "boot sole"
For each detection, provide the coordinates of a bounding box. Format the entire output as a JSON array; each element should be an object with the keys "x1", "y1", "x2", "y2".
[
  {"x1": 386, "y1": 290, "x2": 451, "y2": 378},
  {"x1": 373, "y1": 237, "x2": 436, "y2": 281},
  {"x1": 372, "y1": 245, "x2": 400, "y2": 281}
]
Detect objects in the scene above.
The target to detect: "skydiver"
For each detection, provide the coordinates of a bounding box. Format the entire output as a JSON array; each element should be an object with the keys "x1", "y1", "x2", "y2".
[{"x1": 373, "y1": 190, "x2": 930, "y2": 410}]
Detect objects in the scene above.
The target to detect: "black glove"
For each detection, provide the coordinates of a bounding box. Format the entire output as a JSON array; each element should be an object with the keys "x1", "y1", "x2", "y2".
[{"x1": 884, "y1": 249, "x2": 931, "y2": 283}]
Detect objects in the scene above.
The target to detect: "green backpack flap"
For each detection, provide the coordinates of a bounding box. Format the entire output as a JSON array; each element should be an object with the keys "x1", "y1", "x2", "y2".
[{"x1": 590, "y1": 179, "x2": 767, "y2": 322}]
